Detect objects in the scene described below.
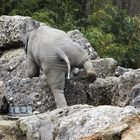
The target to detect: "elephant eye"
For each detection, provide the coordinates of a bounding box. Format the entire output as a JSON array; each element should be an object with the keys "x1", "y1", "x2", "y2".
[{"x1": 59, "y1": 58, "x2": 65, "y2": 62}]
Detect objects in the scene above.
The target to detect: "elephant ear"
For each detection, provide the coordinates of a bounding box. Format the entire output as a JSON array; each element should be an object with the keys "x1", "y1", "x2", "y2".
[
  {"x1": 24, "y1": 18, "x2": 40, "y2": 33},
  {"x1": 22, "y1": 18, "x2": 40, "y2": 54}
]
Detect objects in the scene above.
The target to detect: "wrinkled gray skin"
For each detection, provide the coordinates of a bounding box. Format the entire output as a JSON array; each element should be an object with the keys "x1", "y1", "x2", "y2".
[{"x1": 24, "y1": 20, "x2": 97, "y2": 108}]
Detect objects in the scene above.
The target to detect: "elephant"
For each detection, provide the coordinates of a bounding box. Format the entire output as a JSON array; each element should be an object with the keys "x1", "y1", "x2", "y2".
[{"x1": 23, "y1": 19, "x2": 97, "y2": 108}]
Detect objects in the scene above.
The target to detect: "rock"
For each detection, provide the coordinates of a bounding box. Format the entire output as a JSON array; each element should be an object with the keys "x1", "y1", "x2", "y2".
[
  {"x1": 0, "y1": 48, "x2": 55, "y2": 112},
  {"x1": 0, "y1": 48, "x2": 26, "y2": 81},
  {"x1": 0, "y1": 119, "x2": 22, "y2": 140},
  {"x1": 0, "y1": 15, "x2": 44, "y2": 50},
  {"x1": 131, "y1": 96, "x2": 140, "y2": 108},
  {"x1": 92, "y1": 58, "x2": 118, "y2": 78},
  {"x1": 116, "y1": 69, "x2": 140, "y2": 106},
  {"x1": 0, "y1": 16, "x2": 98, "y2": 60},
  {"x1": 0, "y1": 105, "x2": 138, "y2": 140},
  {"x1": 67, "y1": 29, "x2": 99, "y2": 59},
  {"x1": 1, "y1": 15, "x2": 140, "y2": 113},
  {"x1": 115, "y1": 66, "x2": 133, "y2": 77},
  {"x1": 80, "y1": 116, "x2": 140, "y2": 140},
  {"x1": 0, "y1": 15, "x2": 29, "y2": 49},
  {"x1": 126, "y1": 84, "x2": 140, "y2": 108},
  {"x1": 88, "y1": 77, "x2": 119, "y2": 106},
  {"x1": 89, "y1": 69, "x2": 140, "y2": 107},
  {"x1": 1, "y1": 15, "x2": 140, "y2": 140},
  {"x1": 17, "y1": 105, "x2": 140, "y2": 140}
]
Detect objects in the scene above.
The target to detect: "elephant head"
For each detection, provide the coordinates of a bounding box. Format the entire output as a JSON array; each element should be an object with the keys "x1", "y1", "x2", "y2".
[{"x1": 22, "y1": 18, "x2": 40, "y2": 53}]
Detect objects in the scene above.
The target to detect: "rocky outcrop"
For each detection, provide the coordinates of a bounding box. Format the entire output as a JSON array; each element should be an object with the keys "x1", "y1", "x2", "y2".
[
  {"x1": 0, "y1": 105, "x2": 139, "y2": 140},
  {"x1": 115, "y1": 66, "x2": 133, "y2": 77},
  {"x1": 67, "y1": 30, "x2": 99, "y2": 59},
  {"x1": 89, "y1": 69, "x2": 140, "y2": 107},
  {"x1": 0, "y1": 15, "x2": 30, "y2": 49},
  {"x1": 80, "y1": 115, "x2": 140, "y2": 140},
  {"x1": 0, "y1": 15, "x2": 45, "y2": 50},
  {"x1": 126, "y1": 84, "x2": 140, "y2": 108}
]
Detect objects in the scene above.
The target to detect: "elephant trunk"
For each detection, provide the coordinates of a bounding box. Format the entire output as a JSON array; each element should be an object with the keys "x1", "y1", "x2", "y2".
[{"x1": 57, "y1": 50, "x2": 71, "y2": 79}]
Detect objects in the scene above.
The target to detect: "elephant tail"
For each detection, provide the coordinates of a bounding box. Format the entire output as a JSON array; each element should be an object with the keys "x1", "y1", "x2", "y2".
[{"x1": 57, "y1": 50, "x2": 71, "y2": 79}]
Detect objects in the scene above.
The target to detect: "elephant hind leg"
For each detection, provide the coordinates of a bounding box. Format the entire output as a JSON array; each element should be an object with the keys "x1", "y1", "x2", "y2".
[
  {"x1": 83, "y1": 60, "x2": 97, "y2": 82},
  {"x1": 52, "y1": 89, "x2": 67, "y2": 108},
  {"x1": 26, "y1": 57, "x2": 40, "y2": 78},
  {"x1": 43, "y1": 69, "x2": 67, "y2": 108}
]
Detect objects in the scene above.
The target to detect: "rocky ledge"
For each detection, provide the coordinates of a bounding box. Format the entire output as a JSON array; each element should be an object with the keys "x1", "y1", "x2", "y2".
[{"x1": 0, "y1": 105, "x2": 140, "y2": 140}]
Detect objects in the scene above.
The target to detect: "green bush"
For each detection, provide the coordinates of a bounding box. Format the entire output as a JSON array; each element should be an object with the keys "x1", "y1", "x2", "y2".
[
  {"x1": 83, "y1": 4, "x2": 140, "y2": 68},
  {"x1": 1, "y1": 0, "x2": 140, "y2": 68}
]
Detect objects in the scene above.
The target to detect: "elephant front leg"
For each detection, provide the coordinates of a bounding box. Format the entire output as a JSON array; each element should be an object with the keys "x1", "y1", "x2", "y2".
[
  {"x1": 26, "y1": 56, "x2": 40, "y2": 78},
  {"x1": 83, "y1": 59, "x2": 97, "y2": 82}
]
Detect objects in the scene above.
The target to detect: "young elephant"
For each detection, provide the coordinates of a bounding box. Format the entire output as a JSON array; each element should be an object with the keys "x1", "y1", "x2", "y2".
[{"x1": 24, "y1": 20, "x2": 97, "y2": 108}]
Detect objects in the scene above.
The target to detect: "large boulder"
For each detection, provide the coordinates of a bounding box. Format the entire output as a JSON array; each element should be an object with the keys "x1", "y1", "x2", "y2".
[
  {"x1": 0, "y1": 105, "x2": 139, "y2": 140},
  {"x1": 0, "y1": 15, "x2": 31, "y2": 49},
  {"x1": 80, "y1": 115, "x2": 140, "y2": 140},
  {"x1": 115, "y1": 66, "x2": 133, "y2": 77},
  {"x1": 67, "y1": 30, "x2": 99, "y2": 59},
  {"x1": 0, "y1": 15, "x2": 45, "y2": 50},
  {"x1": 126, "y1": 84, "x2": 140, "y2": 108},
  {"x1": 89, "y1": 69, "x2": 140, "y2": 107}
]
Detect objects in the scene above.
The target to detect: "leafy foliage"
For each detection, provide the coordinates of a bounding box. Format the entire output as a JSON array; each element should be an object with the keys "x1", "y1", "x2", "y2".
[
  {"x1": 84, "y1": 5, "x2": 140, "y2": 68},
  {"x1": 0, "y1": 0, "x2": 140, "y2": 68}
]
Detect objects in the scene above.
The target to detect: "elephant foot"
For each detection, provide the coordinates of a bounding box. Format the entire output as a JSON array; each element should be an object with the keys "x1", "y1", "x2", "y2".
[
  {"x1": 83, "y1": 60, "x2": 97, "y2": 82},
  {"x1": 86, "y1": 69, "x2": 97, "y2": 82}
]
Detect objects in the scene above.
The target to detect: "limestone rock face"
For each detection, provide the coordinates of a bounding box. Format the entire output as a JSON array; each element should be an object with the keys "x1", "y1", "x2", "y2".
[
  {"x1": 0, "y1": 105, "x2": 139, "y2": 140},
  {"x1": 0, "y1": 15, "x2": 30, "y2": 49},
  {"x1": 126, "y1": 84, "x2": 140, "y2": 108},
  {"x1": 92, "y1": 58, "x2": 117, "y2": 78},
  {"x1": 17, "y1": 105, "x2": 140, "y2": 140},
  {"x1": 67, "y1": 30, "x2": 99, "y2": 59},
  {"x1": 89, "y1": 69, "x2": 140, "y2": 107},
  {"x1": 115, "y1": 66, "x2": 133, "y2": 77},
  {"x1": 80, "y1": 115, "x2": 140, "y2": 140}
]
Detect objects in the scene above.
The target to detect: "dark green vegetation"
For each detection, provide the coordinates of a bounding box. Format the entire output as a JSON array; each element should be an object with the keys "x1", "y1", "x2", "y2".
[{"x1": 1, "y1": 0, "x2": 140, "y2": 68}]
